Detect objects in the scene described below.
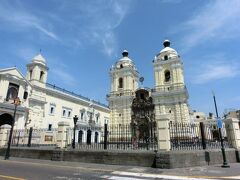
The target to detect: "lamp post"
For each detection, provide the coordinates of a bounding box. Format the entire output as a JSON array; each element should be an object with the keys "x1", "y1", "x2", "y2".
[
  {"x1": 212, "y1": 92, "x2": 230, "y2": 168},
  {"x1": 5, "y1": 97, "x2": 21, "y2": 160},
  {"x1": 104, "y1": 119, "x2": 108, "y2": 150},
  {"x1": 72, "y1": 115, "x2": 78, "y2": 149}
]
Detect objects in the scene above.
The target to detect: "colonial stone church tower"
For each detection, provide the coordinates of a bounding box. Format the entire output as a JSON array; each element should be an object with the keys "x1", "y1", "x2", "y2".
[
  {"x1": 152, "y1": 40, "x2": 190, "y2": 122},
  {"x1": 26, "y1": 54, "x2": 48, "y2": 87},
  {"x1": 107, "y1": 50, "x2": 139, "y2": 125},
  {"x1": 108, "y1": 40, "x2": 190, "y2": 125},
  {"x1": 26, "y1": 54, "x2": 48, "y2": 128}
]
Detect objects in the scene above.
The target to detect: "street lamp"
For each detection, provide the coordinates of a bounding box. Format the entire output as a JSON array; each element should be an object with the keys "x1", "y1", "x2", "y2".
[
  {"x1": 72, "y1": 115, "x2": 78, "y2": 149},
  {"x1": 104, "y1": 119, "x2": 108, "y2": 150},
  {"x1": 5, "y1": 97, "x2": 21, "y2": 160},
  {"x1": 212, "y1": 92, "x2": 230, "y2": 168}
]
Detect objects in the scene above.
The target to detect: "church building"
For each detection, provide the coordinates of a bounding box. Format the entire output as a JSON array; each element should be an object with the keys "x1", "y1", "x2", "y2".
[{"x1": 108, "y1": 40, "x2": 191, "y2": 126}]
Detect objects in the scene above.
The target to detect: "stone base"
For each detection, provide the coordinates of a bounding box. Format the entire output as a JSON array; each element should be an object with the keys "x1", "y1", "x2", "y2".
[
  {"x1": 156, "y1": 149, "x2": 239, "y2": 168},
  {"x1": 0, "y1": 148, "x2": 239, "y2": 168}
]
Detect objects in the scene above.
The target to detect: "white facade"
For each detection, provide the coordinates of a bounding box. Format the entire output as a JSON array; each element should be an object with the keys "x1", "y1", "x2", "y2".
[
  {"x1": 108, "y1": 40, "x2": 191, "y2": 125},
  {"x1": 0, "y1": 68, "x2": 32, "y2": 129},
  {"x1": 107, "y1": 50, "x2": 139, "y2": 126},
  {"x1": 0, "y1": 54, "x2": 110, "y2": 136},
  {"x1": 152, "y1": 40, "x2": 190, "y2": 122}
]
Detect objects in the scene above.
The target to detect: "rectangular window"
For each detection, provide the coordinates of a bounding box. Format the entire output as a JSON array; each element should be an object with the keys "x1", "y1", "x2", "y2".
[
  {"x1": 50, "y1": 107, "x2": 54, "y2": 114},
  {"x1": 68, "y1": 110, "x2": 71, "y2": 118},
  {"x1": 95, "y1": 113, "x2": 100, "y2": 124},
  {"x1": 48, "y1": 124, "x2": 52, "y2": 131},
  {"x1": 62, "y1": 107, "x2": 72, "y2": 118},
  {"x1": 81, "y1": 112, "x2": 84, "y2": 120},
  {"x1": 96, "y1": 116, "x2": 99, "y2": 123},
  {"x1": 49, "y1": 104, "x2": 55, "y2": 115},
  {"x1": 62, "y1": 109, "x2": 66, "y2": 117}
]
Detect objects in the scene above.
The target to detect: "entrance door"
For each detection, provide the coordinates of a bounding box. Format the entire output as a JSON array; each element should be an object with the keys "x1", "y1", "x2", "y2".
[
  {"x1": 78, "y1": 130, "x2": 83, "y2": 143},
  {"x1": 94, "y1": 132, "x2": 98, "y2": 143},
  {"x1": 87, "y1": 130, "x2": 91, "y2": 145}
]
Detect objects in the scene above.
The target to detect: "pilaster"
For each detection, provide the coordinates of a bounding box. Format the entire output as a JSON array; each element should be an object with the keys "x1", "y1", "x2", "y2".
[
  {"x1": 57, "y1": 121, "x2": 70, "y2": 149},
  {"x1": 224, "y1": 118, "x2": 240, "y2": 149},
  {"x1": 156, "y1": 114, "x2": 171, "y2": 151},
  {"x1": 0, "y1": 125, "x2": 11, "y2": 147}
]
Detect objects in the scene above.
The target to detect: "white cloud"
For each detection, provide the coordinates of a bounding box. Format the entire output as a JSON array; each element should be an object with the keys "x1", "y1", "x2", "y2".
[
  {"x1": 177, "y1": 0, "x2": 240, "y2": 50},
  {"x1": 0, "y1": 1, "x2": 131, "y2": 57},
  {"x1": 0, "y1": 1, "x2": 59, "y2": 41},
  {"x1": 69, "y1": 0, "x2": 131, "y2": 57},
  {"x1": 193, "y1": 61, "x2": 240, "y2": 84}
]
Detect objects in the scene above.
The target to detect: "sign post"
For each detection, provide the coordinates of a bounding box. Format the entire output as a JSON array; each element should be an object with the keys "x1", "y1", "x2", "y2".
[{"x1": 212, "y1": 91, "x2": 230, "y2": 168}]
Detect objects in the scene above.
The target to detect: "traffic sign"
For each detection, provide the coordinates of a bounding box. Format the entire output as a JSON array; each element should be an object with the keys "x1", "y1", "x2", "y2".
[{"x1": 217, "y1": 117, "x2": 222, "y2": 129}]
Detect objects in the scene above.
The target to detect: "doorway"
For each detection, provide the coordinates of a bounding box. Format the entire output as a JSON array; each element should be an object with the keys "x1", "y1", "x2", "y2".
[{"x1": 87, "y1": 130, "x2": 91, "y2": 145}]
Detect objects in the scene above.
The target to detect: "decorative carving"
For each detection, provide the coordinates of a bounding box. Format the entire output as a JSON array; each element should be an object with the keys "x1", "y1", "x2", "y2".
[{"x1": 131, "y1": 89, "x2": 156, "y2": 142}]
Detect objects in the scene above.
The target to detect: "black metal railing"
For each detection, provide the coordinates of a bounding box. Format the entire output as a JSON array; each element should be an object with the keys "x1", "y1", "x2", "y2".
[
  {"x1": 46, "y1": 83, "x2": 108, "y2": 108},
  {"x1": 10, "y1": 128, "x2": 57, "y2": 148},
  {"x1": 67, "y1": 124, "x2": 157, "y2": 151},
  {"x1": 169, "y1": 122, "x2": 232, "y2": 150}
]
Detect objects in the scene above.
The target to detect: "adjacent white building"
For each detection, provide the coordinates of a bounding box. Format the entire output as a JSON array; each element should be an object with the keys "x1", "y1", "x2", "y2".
[{"x1": 0, "y1": 54, "x2": 110, "y2": 144}]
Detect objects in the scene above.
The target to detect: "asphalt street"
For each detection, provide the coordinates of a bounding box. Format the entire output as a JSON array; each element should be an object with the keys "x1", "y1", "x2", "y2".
[{"x1": 0, "y1": 157, "x2": 240, "y2": 180}]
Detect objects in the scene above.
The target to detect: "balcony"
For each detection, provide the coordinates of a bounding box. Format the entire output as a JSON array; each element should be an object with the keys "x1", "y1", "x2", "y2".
[
  {"x1": 152, "y1": 84, "x2": 186, "y2": 93},
  {"x1": 107, "y1": 90, "x2": 134, "y2": 97}
]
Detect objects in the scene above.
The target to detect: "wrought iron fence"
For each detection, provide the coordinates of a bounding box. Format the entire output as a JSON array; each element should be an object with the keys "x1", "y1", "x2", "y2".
[
  {"x1": 7, "y1": 122, "x2": 232, "y2": 151},
  {"x1": 169, "y1": 122, "x2": 232, "y2": 150},
  {"x1": 66, "y1": 124, "x2": 158, "y2": 151},
  {"x1": 10, "y1": 128, "x2": 58, "y2": 148}
]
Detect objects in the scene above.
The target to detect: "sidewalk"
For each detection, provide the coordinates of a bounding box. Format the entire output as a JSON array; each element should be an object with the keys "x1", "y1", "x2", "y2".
[{"x1": 1, "y1": 156, "x2": 240, "y2": 179}]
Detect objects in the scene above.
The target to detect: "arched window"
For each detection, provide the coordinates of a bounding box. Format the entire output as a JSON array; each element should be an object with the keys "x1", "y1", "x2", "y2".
[
  {"x1": 78, "y1": 130, "x2": 83, "y2": 143},
  {"x1": 40, "y1": 71, "x2": 44, "y2": 81},
  {"x1": 6, "y1": 83, "x2": 19, "y2": 101},
  {"x1": 164, "y1": 70, "x2": 171, "y2": 82},
  {"x1": 118, "y1": 77, "x2": 123, "y2": 88},
  {"x1": 164, "y1": 55, "x2": 168, "y2": 60},
  {"x1": 120, "y1": 64, "x2": 123, "y2": 68},
  {"x1": 87, "y1": 130, "x2": 91, "y2": 145}
]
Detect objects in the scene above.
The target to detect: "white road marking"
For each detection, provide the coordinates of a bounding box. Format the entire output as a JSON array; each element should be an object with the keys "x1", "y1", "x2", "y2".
[
  {"x1": 101, "y1": 175, "x2": 148, "y2": 180},
  {"x1": 222, "y1": 176, "x2": 240, "y2": 179},
  {"x1": 110, "y1": 171, "x2": 219, "y2": 180}
]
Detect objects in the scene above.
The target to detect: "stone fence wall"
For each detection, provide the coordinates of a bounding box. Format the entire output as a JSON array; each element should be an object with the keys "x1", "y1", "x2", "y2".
[{"x1": 0, "y1": 147, "x2": 239, "y2": 168}]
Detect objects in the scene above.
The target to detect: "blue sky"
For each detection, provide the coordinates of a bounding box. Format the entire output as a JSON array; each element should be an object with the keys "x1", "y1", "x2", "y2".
[{"x1": 0, "y1": 0, "x2": 239, "y2": 116}]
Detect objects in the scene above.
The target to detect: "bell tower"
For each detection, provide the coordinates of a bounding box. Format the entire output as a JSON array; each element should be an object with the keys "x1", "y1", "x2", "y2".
[
  {"x1": 26, "y1": 53, "x2": 48, "y2": 128},
  {"x1": 26, "y1": 53, "x2": 48, "y2": 88},
  {"x1": 107, "y1": 50, "x2": 139, "y2": 125},
  {"x1": 152, "y1": 40, "x2": 190, "y2": 122}
]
